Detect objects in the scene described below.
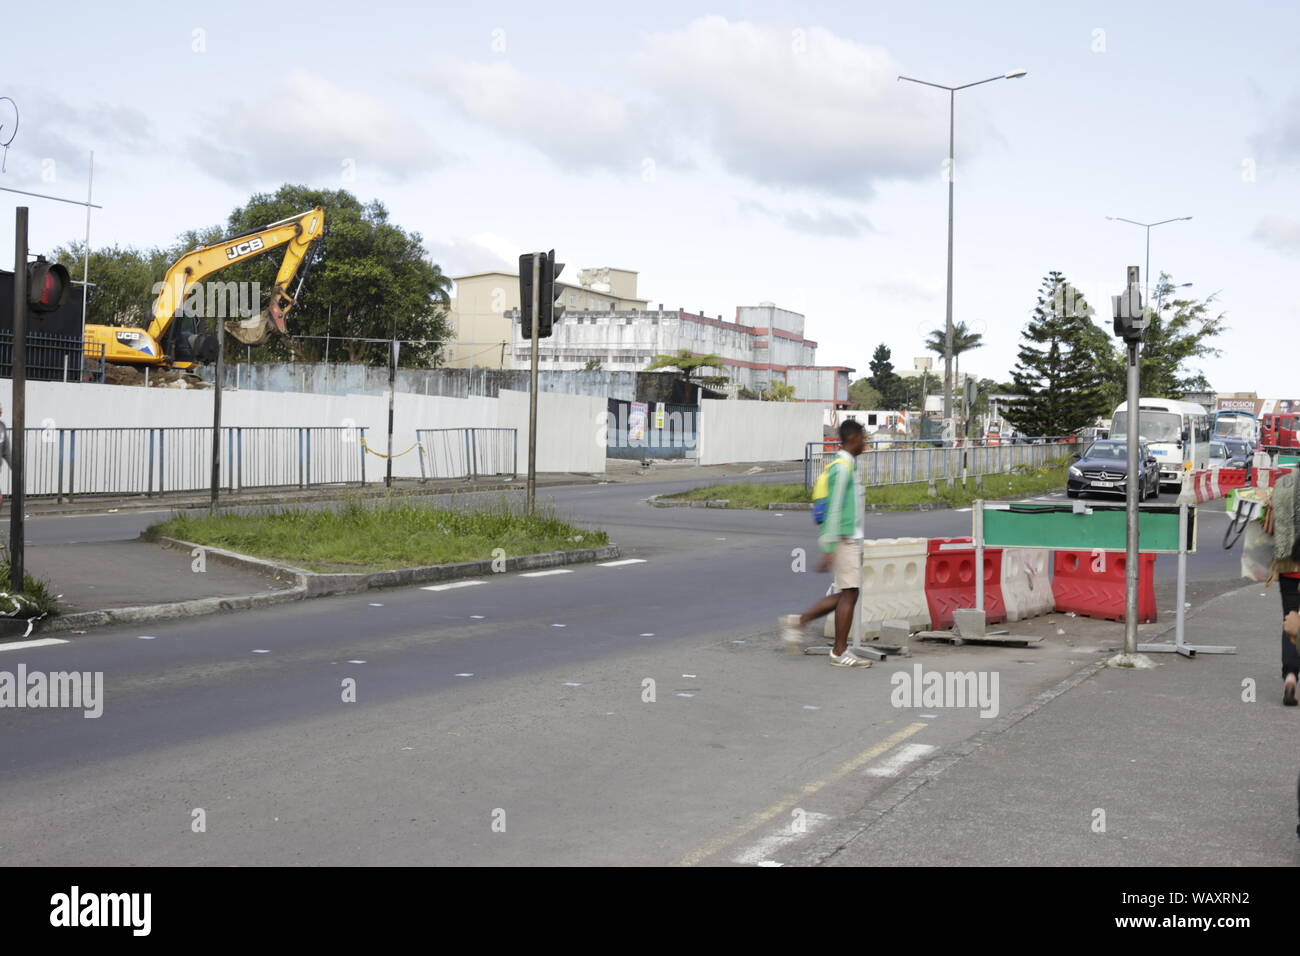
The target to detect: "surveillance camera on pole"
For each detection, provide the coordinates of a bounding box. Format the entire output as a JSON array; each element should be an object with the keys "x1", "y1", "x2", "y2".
[{"x1": 1112, "y1": 265, "x2": 1147, "y2": 657}]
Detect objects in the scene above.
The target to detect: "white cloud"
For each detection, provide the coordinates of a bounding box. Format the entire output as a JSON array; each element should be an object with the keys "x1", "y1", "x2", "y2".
[
  {"x1": 431, "y1": 232, "x2": 519, "y2": 279},
  {"x1": 872, "y1": 270, "x2": 943, "y2": 303},
  {"x1": 425, "y1": 60, "x2": 644, "y2": 171},
  {"x1": 739, "y1": 199, "x2": 873, "y2": 237},
  {"x1": 187, "y1": 70, "x2": 438, "y2": 188},
  {"x1": 1253, "y1": 215, "x2": 1300, "y2": 254},
  {"x1": 639, "y1": 17, "x2": 954, "y2": 197},
  {"x1": 420, "y1": 18, "x2": 961, "y2": 200},
  {"x1": 0, "y1": 86, "x2": 151, "y2": 183}
]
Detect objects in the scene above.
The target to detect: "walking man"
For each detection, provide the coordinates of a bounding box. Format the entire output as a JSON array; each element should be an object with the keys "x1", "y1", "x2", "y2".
[{"x1": 780, "y1": 419, "x2": 871, "y2": 667}]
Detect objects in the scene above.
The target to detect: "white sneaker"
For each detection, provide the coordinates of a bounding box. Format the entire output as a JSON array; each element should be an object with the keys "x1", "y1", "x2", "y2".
[
  {"x1": 829, "y1": 650, "x2": 872, "y2": 668},
  {"x1": 779, "y1": 614, "x2": 803, "y2": 649}
]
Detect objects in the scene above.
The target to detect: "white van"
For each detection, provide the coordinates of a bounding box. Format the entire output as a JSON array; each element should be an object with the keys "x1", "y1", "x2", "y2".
[{"x1": 1110, "y1": 398, "x2": 1211, "y2": 489}]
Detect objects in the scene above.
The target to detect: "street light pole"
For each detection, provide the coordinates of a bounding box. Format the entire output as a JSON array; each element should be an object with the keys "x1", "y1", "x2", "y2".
[
  {"x1": 899, "y1": 69, "x2": 1027, "y2": 429},
  {"x1": 1105, "y1": 216, "x2": 1193, "y2": 303}
]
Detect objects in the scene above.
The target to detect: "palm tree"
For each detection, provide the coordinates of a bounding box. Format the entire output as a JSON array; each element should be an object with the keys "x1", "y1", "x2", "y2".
[
  {"x1": 645, "y1": 351, "x2": 728, "y2": 395},
  {"x1": 925, "y1": 321, "x2": 985, "y2": 413}
]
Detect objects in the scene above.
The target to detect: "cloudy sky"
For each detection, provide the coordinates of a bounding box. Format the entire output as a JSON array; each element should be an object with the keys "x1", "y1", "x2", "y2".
[{"x1": 2, "y1": 0, "x2": 1297, "y2": 393}]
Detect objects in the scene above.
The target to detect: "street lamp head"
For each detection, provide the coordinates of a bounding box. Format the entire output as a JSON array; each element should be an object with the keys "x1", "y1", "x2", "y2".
[{"x1": 1004, "y1": 69, "x2": 1028, "y2": 79}]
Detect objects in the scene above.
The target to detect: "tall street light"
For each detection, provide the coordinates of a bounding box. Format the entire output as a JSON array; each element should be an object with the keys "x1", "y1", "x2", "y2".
[
  {"x1": 1105, "y1": 216, "x2": 1193, "y2": 303},
  {"x1": 898, "y1": 69, "x2": 1027, "y2": 427}
]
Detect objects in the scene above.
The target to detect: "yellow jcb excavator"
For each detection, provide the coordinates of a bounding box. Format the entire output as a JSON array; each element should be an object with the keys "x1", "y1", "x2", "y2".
[{"x1": 83, "y1": 206, "x2": 325, "y2": 369}]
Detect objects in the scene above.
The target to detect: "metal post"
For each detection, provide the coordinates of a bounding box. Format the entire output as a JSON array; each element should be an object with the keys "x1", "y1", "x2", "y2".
[
  {"x1": 57, "y1": 430, "x2": 65, "y2": 504},
  {"x1": 10, "y1": 207, "x2": 28, "y2": 591},
  {"x1": 80, "y1": 151, "x2": 93, "y2": 350},
  {"x1": 146, "y1": 429, "x2": 154, "y2": 497},
  {"x1": 526, "y1": 253, "x2": 540, "y2": 516},
  {"x1": 943, "y1": 89, "x2": 954, "y2": 424},
  {"x1": 1175, "y1": 502, "x2": 1188, "y2": 652},
  {"x1": 1124, "y1": 339, "x2": 1141, "y2": 655},
  {"x1": 385, "y1": 338, "x2": 397, "y2": 488},
  {"x1": 210, "y1": 314, "x2": 223, "y2": 509},
  {"x1": 974, "y1": 499, "x2": 985, "y2": 611}
]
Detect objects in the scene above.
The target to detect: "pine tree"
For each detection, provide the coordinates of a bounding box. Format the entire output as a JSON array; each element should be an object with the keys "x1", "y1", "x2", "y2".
[
  {"x1": 867, "y1": 343, "x2": 904, "y2": 408},
  {"x1": 1006, "y1": 272, "x2": 1113, "y2": 436}
]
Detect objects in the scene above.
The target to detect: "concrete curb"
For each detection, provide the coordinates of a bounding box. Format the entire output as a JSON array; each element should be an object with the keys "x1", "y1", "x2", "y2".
[
  {"x1": 37, "y1": 538, "x2": 620, "y2": 635},
  {"x1": 648, "y1": 495, "x2": 731, "y2": 509}
]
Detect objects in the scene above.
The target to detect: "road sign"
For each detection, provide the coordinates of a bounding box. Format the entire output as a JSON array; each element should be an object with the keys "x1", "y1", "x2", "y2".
[{"x1": 979, "y1": 502, "x2": 1195, "y2": 554}]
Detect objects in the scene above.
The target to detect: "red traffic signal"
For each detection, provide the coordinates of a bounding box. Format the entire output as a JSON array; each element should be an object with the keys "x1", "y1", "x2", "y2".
[{"x1": 27, "y1": 256, "x2": 71, "y2": 314}]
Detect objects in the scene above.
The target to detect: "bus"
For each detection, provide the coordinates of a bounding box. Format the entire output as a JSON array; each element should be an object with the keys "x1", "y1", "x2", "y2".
[
  {"x1": 1110, "y1": 398, "x2": 1211, "y2": 489},
  {"x1": 1212, "y1": 408, "x2": 1260, "y2": 444}
]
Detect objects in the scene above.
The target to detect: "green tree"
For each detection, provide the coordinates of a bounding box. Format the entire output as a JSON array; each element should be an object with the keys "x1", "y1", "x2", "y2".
[
  {"x1": 867, "y1": 343, "x2": 906, "y2": 407},
  {"x1": 644, "y1": 351, "x2": 728, "y2": 391},
  {"x1": 50, "y1": 241, "x2": 173, "y2": 328},
  {"x1": 924, "y1": 320, "x2": 985, "y2": 402},
  {"x1": 216, "y1": 185, "x2": 451, "y2": 366},
  {"x1": 848, "y1": 377, "x2": 882, "y2": 409},
  {"x1": 763, "y1": 381, "x2": 796, "y2": 401},
  {"x1": 1135, "y1": 273, "x2": 1225, "y2": 398},
  {"x1": 1005, "y1": 272, "x2": 1112, "y2": 436}
]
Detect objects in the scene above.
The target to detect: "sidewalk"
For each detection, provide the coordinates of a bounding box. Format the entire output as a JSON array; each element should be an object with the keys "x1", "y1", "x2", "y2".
[{"x1": 813, "y1": 582, "x2": 1298, "y2": 866}]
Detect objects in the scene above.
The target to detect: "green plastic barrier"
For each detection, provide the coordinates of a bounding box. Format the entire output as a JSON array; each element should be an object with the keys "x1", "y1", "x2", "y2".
[{"x1": 979, "y1": 502, "x2": 1194, "y2": 553}]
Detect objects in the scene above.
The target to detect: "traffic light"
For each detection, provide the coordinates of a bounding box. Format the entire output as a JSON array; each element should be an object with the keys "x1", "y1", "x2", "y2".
[
  {"x1": 518, "y1": 252, "x2": 535, "y2": 339},
  {"x1": 1111, "y1": 265, "x2": 1147, "y2": 343},
  {"x1": 27, "y1": 256, "x2": 71, "y2": 314},
  {"x1": 517, "y1": 250, "x2": 565, "y2": 339},
  {"x1": 538, "y1": 249, "x2": 564, "y2": 338}
]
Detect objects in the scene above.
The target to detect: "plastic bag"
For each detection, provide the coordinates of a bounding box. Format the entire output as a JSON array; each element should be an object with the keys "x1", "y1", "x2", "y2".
[{"x1": 1241, "y1": 520, "x2": 1275, "y2": 582}]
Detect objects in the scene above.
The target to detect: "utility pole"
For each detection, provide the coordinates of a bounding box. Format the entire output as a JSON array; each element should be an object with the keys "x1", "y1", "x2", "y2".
[
  {"x1": 9, "y1": 208, "x2": 28, "y2": 591},
  {"x1": 526, "y1": 253, "x2": 540, "y2": 516}
]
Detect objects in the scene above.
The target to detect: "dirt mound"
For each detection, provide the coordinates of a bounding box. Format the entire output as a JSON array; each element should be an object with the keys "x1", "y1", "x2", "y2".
[{"x1": 103, "y1": 365, "x2": 208, "y2": 389}]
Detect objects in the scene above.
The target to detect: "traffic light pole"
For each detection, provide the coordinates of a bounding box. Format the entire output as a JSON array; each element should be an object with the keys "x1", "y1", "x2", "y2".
[
  {"x1": 9, "y1": 208, "x2": 27, "y2": 591},
  {"x1": 526, "y1": 253, "x2": 540, "y2": 517},
  {"x1": 1123, "y1": 337, "x2": 1140, "y2": 656}
]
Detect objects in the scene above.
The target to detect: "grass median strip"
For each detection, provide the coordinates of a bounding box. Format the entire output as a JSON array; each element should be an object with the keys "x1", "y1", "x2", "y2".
[
  {"x1": 147, "y1": 497, "x2": 608, "y2": 573},
  {"x1": 663, "y1": 459, "x2": 1071, "y2": 510}
]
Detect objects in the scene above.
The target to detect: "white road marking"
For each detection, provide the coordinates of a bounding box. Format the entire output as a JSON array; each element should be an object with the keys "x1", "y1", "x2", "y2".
[
  {"x1": 347, "y1": 659, "x2": 367, "y2": 664},
  {"x1": 563, "y1": 682, "x2": 583, "y2": 687},
  {"x1": 422, "y1": 581, "x2": 486, "y2": 591},
  {"x1": 552, "y1": 623, "x2": 567, "y2": 628},
  {"x1": 368, "y1": 603, "x2": 384, "y2": 607},
  {"x1": 253, "y1": 649, "x2": 270, "y2": 654},
  {"x1": 455, "y1": 673, "x2": 474, "y2": 677},
  {"x1": 598, "y1": 559, "x2": 647, "y2": 567},
  {"x1": 803, "y1": 705, "x2": 820, "y2": 711},
  {"x1": 470, "y1": 615, "x2": 485, "y2": 619},
  {"x1": 676, "y1": 692, "x2": 695, "y2": 698},
  {"x1": 0, "y1": 637, "x2": 68, "y2": 652},
  {"x1": 863, "y1": 743, "x2": 938, "y2": 777},
  {"x1": 955, "y1": 508, "x2": 972, "y2": 513},
  {"x1": 733, "y1": 812, "x2": 831, "y2": 865},
  {"x1": 640, "y1": 633, "x2": 655, "y2": 637},
  {"x1": 520, "y1": 569, "x2": 574, "y2": 577},
  {"x1": 137, "y1": 635, "x2": 157, "y2": 640}
]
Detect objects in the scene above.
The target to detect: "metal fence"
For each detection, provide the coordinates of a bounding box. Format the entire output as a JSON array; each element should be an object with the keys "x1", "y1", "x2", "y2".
[
  {"x1": 804, "y1": 438, "x2": 1083, "y2": 492},
  {"x1": 0, "y1": 426, "x2": 367, "y2": 499},
  {"x1": 417, "y1": 428, "x2": 517, "y2": 481},
  {"x1": 0, "y1": 332, "x2": 106, "y2": 383}
]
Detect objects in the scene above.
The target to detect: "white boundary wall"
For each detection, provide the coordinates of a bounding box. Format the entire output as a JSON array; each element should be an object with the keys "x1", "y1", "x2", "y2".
[
  {"x1": 0, "y1": 380, "x2": 603, "y2": 484},
  {"x1": 698, "y1": 399, "x2": 823, "y2": 465}
]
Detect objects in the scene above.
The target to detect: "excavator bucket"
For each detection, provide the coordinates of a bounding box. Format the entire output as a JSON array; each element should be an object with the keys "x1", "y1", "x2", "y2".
[
  {"x1": 223, "y1": 298, "x2": 288, "y2": 347},
  {"x1": 224, "y1": 312, "x2": 274, "y2": 346}
]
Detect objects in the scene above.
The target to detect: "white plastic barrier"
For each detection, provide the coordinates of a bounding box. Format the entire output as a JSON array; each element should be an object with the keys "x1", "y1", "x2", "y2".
[
  {"x1": 824, "y1": 537, "x2": 930, "y2": 639},
  {"x1": 1000, "y1": 548, "x2": 1055, "y2": 622}
]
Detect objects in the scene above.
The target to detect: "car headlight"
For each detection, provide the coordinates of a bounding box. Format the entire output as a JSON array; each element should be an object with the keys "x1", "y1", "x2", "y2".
[{"x1": 1068, "y1": 466, "x2": 1082, "y2": 478}]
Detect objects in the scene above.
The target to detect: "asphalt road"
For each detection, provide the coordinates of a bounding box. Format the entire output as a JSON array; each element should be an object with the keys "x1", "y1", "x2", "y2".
[{"x1": 0, "y1": 473, "x2": 1247, "y2": 865}]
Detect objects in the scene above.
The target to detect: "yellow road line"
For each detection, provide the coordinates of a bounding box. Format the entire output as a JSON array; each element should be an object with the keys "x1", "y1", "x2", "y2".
[{"x1": 676, "y1": 720, "x2": 929, "y2": 867}]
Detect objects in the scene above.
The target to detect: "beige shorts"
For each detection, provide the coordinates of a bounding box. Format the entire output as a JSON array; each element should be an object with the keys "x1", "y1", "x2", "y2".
[{"x1": 831, "y1": 538, "x2": 863, "y2": 591}]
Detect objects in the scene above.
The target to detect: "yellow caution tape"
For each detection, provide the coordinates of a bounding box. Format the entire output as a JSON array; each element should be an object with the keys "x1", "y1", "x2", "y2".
[{"x1": 360, "y1": 437, "x2": 421, "y2": 459}]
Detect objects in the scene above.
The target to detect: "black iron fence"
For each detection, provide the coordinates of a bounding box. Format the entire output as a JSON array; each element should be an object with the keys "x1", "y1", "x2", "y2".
[{"x1": 0, "y1": 331, "x2": 106, "y2": 383}]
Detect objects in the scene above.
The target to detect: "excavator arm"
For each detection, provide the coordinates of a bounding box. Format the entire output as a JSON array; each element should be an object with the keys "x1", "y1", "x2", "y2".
[
  {"x1": 84, "y1": 207, "x2": 325, "y2": 368},
  {"x1": 149, "y1": 206, "x2": 325, "y2": 351}
]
